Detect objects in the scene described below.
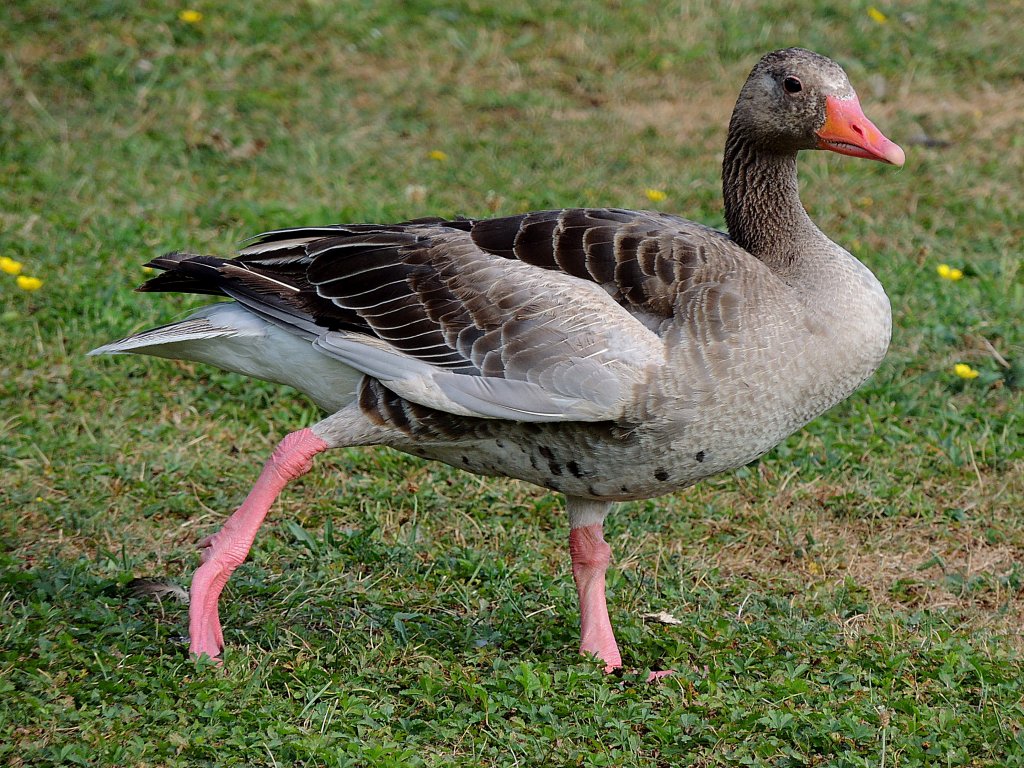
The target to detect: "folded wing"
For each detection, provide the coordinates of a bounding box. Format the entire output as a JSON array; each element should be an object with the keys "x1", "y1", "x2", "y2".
[{"x1": 138, "y1": 209, "x2": 758, "y2": 421}]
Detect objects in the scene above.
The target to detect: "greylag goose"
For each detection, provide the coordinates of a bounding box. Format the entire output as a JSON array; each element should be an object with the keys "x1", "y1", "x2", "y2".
[{"x1": 91, "y1": 48, "x2": 904, "y2": 676}]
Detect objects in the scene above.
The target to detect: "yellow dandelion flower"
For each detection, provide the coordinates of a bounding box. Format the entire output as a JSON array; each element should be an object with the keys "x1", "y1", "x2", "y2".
[
  {"x1": 936, "y1": 263, "x2": 964, "y2": 281},
  {"x1": 16, "y1": 275, "x2": 43, "y2": 291},
  {"x1": 867, "y1": 6, "x2": 888, "y2": 24},
  {"x1": 953, "y1": 363, "x2": 979, "y2": 380},
  {"x1": 178, "y1": 9, "x2": 203, "y2": 24},
  {"x1": 0, "y1": 256, "x2": 23, "y2": 275},
  {"x1": 645, "y1": 188, "x2": 667, "y2": 203},
  {"x1": 142, "y1": 266, "x2": 156, "y2": 275},
  {"x1": 428, "y1": 150, "x2": 449, "y2": 162}
]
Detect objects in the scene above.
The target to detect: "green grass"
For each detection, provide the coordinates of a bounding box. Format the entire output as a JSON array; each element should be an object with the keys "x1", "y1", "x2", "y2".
[{"x1": 2, "y1": 0, "x2": 1023, "y2": 765}]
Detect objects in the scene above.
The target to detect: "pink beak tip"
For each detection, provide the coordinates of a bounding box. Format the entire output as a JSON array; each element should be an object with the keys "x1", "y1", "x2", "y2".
[{"x1": 883, "y1": 141, "x2": 906, "y2": 167}]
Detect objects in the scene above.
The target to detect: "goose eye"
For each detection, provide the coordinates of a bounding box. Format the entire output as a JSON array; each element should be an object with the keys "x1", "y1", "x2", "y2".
[{"x1": 783, "y1": 76, "x2": 803, "y2": 94}]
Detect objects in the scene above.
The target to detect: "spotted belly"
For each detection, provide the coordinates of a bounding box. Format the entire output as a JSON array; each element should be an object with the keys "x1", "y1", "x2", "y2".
[
  {"x1": 360, "y1": 379, "x2": 804, "y2": 502},
  {"x1": 403, "y1": 419, "x2": 773, "y2": 502}
]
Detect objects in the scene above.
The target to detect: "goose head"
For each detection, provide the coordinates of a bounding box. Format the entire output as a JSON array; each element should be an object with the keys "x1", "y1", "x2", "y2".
[{"x1": 731, "y1": 47, "x2": 905, "y2": 166}]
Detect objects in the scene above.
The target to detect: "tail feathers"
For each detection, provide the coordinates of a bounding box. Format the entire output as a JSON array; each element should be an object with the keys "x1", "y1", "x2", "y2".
[
  {"x1": 88, "y1": 310, "x2": 247, "y2": 356},
  {"x1": 90, "y1": 302, "x2": 362, "y2": 412}
]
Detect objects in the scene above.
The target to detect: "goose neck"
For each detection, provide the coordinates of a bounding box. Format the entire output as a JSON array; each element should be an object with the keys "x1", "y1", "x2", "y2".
[{"x1": 722, "y1": 133, "x2": 821, "y2": 272}]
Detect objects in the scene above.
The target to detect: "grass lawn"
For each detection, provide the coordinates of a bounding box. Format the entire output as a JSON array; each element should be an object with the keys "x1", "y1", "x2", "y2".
[{"x1": 2, "y1": 0, "x2": 1023, "y2": 765}]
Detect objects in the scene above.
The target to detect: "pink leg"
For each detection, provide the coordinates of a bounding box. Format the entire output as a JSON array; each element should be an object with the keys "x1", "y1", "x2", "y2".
[
  {"x1": 569, "y1": 524, "x2": 623, "y2": 673},
  {"x1": 569, "y1": 523, "x2": 674, "y2": 682},
  {"x1": 188, "y1": 428, "x2": 328, "y2": 659}
]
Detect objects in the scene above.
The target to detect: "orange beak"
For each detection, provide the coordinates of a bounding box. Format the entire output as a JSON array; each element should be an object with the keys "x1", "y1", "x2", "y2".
[{"x1": 816, "y1": 95, "x2": 905, "y2": 166}]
